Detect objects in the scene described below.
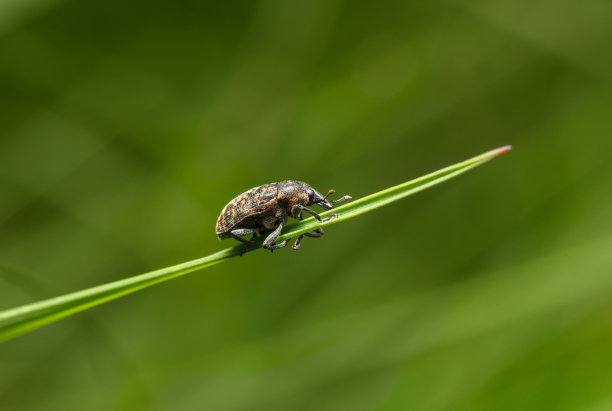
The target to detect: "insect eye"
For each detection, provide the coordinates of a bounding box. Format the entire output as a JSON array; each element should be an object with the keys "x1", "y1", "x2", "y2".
[{"x1": 307, "y1": 189, "x2": 315, "y2": 203}]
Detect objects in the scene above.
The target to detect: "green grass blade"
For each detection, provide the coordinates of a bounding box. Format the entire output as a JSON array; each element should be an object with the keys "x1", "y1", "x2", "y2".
[{"x1": 0, "y1": 146, "x2": 511, "y2": 343}]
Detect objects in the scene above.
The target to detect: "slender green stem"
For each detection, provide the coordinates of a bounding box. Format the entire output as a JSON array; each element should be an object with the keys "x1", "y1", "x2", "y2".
[{"x1": 0, "y1": 146, "x2": 511, "y2": 343}]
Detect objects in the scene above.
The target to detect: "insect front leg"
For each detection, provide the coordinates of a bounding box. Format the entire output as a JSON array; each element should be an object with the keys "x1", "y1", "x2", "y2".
[
  {"x1": 262, "y1": 219, "x2": 289, "y2": 253},
  {"x1": 291, "y1": 204, "x2": 322, "y2": 221},
  {"x1": 292, "y1": 228, "x2": 324, "y2": 250},
  {"x1": 290, "y1": 204, "x2": 303, "y2": 220}
]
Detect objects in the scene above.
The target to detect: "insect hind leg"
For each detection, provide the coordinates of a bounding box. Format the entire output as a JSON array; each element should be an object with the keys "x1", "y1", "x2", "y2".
[{"x1": 230, "y1": 228, "x2": 260, "y2": 256}]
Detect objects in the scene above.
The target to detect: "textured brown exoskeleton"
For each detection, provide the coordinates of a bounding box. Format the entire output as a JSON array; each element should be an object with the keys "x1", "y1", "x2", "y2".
[{"x1": 216, "y1": 180, "x2": 351, "y2": 255}]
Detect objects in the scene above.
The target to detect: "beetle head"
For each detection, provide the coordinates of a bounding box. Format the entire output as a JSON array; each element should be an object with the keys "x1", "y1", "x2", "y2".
[{"x1": 306, "y1": 187, "x2": 334, "y2": 210}]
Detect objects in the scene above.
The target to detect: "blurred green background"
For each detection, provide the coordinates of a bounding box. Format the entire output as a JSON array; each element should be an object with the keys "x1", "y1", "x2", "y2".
[{"x1": 1, "y1": 0, "x2": 612, "y2": 410}]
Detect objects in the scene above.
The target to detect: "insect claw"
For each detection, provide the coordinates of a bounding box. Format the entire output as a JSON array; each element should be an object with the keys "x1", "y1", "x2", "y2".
[{"x1": 322, "y1": 213, "x2": 339, "y2": 222}]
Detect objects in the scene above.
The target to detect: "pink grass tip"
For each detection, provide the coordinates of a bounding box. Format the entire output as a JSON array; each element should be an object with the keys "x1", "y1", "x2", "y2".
[{"x1": 490, "y1": 145, "x2": 512, "y2": 157}]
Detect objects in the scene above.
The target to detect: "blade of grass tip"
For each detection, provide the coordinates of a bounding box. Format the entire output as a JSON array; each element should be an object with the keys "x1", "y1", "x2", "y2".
[
  {"x1": 276, "y1": 145, "x2": 512, "y2": 239},
  {"x1": 0, "y1": 145, "x2": 511, "y2": 343}
]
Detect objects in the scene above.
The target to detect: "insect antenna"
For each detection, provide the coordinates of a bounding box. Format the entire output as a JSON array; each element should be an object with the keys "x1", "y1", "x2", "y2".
[
  {"x1": 322, "y1": 189, "x2": 335, "y2": 200},
  {"x1": 331, "y1": 195, "x2": 352, "y2": 203},
  {"x1": 324, "y1": 189, "x2": 351, "y2": 204}
]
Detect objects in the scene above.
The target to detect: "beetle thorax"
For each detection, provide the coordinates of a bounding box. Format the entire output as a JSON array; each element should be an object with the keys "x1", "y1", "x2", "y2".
[{"x1": 277, "y1": 180, "x2": 309, "y2": 212}]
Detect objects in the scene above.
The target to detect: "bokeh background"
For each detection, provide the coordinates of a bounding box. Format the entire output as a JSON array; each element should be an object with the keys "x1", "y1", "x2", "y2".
[{"x1": 1, "y1": 0, "x2": 612, "y2": 410}]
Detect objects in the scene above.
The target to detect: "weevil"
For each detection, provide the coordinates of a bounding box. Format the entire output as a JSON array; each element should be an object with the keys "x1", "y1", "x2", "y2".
[{"x1": 216, "y1": 180, "x2": 351, "y2": 255}]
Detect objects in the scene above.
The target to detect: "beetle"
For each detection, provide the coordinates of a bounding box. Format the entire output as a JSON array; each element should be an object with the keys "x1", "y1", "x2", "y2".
[{"x1": 216, "y1": 180, "x2": 351, "y2": 255}]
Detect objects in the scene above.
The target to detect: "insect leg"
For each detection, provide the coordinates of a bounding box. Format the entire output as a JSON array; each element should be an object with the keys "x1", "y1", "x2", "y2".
[
  {"x1": 305, "y1": 227, "x2": 325, "y2": 238},
  {"x1": 293, "y1": 204, "x2": 338, "y2": 223},
  {"x1": 230, "y1": 228, "x2": 260, "y2": 256},
  {"x1": 292, "y1": 235, "x2": 303, "y2": 250},
  {"x1": 262, "y1": 219, "x2": 289, "y2": 253},
  {"x1": 321, "y1": 213, "x2": 339, "y2": 222},
  {"x1": 290, "y1": 204, "x2": 305, "y2": 220},
  {"x1": 296, "y1": 205, "x2": 322, "y2": 221},
  {"x1": 292, "y1": 228, "x2": 324, "y2": 250},
  {"x1": 230, "y1": 228, "x2": 260, "y2": 239}
]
